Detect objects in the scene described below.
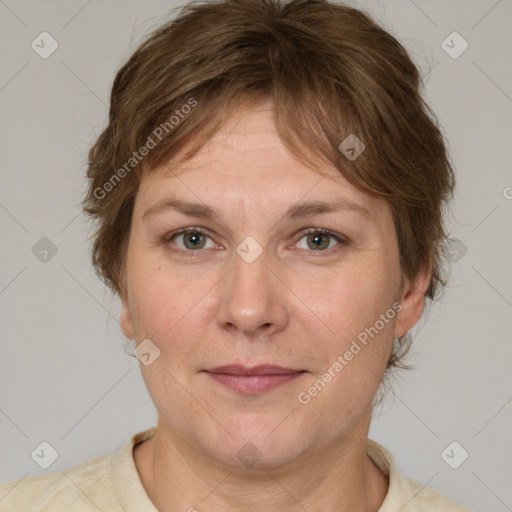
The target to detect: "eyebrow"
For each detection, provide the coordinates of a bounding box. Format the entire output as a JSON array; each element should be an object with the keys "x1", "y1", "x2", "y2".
[{"x1": 142, "y1": 197, "x2": 371, "y2": 223}]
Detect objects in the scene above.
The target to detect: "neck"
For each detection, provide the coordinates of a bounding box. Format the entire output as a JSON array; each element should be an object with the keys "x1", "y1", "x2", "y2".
[{"x1": 134, "y1": 418, "x2": 388, "y2": 512}]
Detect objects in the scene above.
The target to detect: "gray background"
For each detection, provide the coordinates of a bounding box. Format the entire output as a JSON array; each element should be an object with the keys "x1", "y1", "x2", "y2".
[{"x1": 0, "y1": 1, "x2": 511, "y2": 510}]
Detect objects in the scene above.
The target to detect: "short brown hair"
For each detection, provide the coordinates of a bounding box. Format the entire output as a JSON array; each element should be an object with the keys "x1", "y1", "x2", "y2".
[{"x1": 83, "y1": 0, "x2": 455, "y2": 369}]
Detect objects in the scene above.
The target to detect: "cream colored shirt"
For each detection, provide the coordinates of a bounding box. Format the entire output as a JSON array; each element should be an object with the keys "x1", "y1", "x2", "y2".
[{"x1": 0, "y1": 427, "x2": 470, "y2": 511}]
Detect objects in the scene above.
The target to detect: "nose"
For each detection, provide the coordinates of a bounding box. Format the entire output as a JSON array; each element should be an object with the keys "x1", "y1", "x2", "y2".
[{"x1": 216, "y1": 244, "x2": 289, "y2": 339}]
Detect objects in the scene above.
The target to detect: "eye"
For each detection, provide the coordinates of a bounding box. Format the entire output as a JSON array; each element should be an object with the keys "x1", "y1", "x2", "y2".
[
  {"x1": 164, "y1": 227, "x2": 345, "y2": 254},
  {"x1": 166, "y1": 229, "x2": 217, "y2": 251},
  {"x1": 295, "y1": 229, "x2": 345, "y2": 251}
]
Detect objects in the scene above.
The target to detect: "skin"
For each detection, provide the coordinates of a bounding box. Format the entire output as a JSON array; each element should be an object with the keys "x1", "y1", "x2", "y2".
[{"x1": 120, "y1": 100, "x2": 430, "y2": 512}]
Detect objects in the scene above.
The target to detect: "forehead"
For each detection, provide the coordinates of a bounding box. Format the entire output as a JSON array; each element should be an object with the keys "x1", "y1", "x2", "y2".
[
  {"x1": 136, "y1": 103, "x2": 389, "y2": 223},
  {"x1": 165, "y1": 102, "x2": 308, "y2": 178}
]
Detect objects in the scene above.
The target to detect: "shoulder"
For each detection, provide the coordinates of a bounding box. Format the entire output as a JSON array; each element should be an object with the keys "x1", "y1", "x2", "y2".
[
  {"x1": 396, "y1": 475, "x2": 472, "y2": 511},
  {"x1": 366, "y1": 439, "x2": 473, "y2": 512},
  {"x1": 0, "y1": 453, "x2": 120, "y2": 511},
  {"x1": 0, "y1": 427, "x2": 158, "y2": 512}
]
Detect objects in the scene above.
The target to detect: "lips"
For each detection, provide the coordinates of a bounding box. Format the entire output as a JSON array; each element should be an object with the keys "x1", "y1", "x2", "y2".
[
  {"x1": 206, "y1": 364, "x2": 303, "y2": 376},
  {"x1": 204, "y1": 365, "x2": 306, "y2": 393}
]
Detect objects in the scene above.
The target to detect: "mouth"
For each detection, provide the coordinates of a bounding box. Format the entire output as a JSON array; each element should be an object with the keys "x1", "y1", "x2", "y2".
[{"x1": 203, "y1": 365, "x2": 307, "y2": 394}]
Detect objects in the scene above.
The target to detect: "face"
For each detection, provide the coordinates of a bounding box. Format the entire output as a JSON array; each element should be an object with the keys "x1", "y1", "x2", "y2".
[{"x1": 121, "y1": 101, "x2": 426, "y2": 470}]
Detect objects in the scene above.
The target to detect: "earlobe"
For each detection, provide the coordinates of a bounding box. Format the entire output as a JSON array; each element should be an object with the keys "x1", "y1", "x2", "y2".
[
  {"x1": 120, "y1": 300, "x2": 134, "y2": 340},
  {"x1": 394, "y1": 266, "x2": 431, "y2": 339}
]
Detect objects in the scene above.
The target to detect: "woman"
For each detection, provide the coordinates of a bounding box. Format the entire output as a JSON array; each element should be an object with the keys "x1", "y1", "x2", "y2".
[{"x1": 0, "y1": 0, "x2": 471, "y2": 510}]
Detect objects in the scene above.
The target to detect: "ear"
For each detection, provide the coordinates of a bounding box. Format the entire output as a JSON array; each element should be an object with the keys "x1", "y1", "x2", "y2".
[
  {"x1": 120, "y1": 299, "x2": 135, "y2": 340},
  {"x1": 394, "y1": 264, "x2": 431, "y2": 339}
]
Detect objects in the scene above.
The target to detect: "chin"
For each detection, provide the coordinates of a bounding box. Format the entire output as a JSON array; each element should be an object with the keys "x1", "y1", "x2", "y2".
[{"x1": 200, "y1": 417, "x2": 311, "y2": 471}]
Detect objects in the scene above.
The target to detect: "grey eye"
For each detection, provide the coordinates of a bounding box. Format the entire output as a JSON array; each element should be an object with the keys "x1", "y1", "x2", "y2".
[
  {"x1": 296, "y1": 231, "x2": 339, "y2": 251},
  {"x1": 174, "y1": 231, "x2": 215, "y2": 250}
]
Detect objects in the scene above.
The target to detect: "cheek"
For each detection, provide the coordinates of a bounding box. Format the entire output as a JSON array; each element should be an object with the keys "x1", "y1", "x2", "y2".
[
  {"x1": 125, "y1": 261, "x2": 226, "y2": 382},
  {"x1": 126, "y1": 264, "x2": 200, "y2": 341},
  {"x1": 296, "y1": 274, "x2": 398, "y2": 421},
  {"x1": 301, "y1": 259, "x2": 399, "y2": 345},
  {"x1": 291, "y1": 259, "x2": 400, "y2": 415}
]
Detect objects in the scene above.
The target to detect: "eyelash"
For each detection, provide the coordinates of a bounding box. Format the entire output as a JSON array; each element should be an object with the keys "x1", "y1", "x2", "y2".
[{"x1": 164, "y1": 227, "x2": 347, "y2": 256}]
